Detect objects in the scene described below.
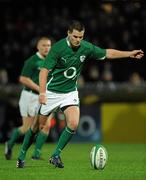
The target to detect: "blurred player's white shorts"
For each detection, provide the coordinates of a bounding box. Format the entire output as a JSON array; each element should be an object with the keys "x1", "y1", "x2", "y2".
[
  {"x1": 40, "y1": 90, "x2": 79, "y2": 116},
  {"x1": 19, "y1": 90, "x2": 40, "y2": 117}
]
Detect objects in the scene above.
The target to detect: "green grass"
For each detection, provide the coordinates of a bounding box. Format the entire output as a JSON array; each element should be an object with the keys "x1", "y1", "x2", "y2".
[{"x1": 0, "y1": 143, "x2": 146, "y2": 180}]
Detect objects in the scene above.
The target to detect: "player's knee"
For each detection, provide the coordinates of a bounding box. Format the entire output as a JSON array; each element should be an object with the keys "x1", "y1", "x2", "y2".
[
  {"x1": 39, "y1": 123, "x2": 45, "y2": 130},
  {"x1": 39, "y1": 124, "x2": 43, "y2": 130},
  {"x1": 68, "y1": 120, "x2": 78, "y2": 130},
  {"x1": 39, "y1": 123, "x2": 50, "y2": 132},
  {"x1": 43, "y1": 125, "x2": 50, "y2": 133},
  {"x1": 19, "y1": 126, "x2": 29, "y2": 134}
]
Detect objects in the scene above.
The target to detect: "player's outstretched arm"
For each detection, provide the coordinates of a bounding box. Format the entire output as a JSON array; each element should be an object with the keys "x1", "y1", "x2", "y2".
[{"x1": 106, "y1": 49, "x2": 144, "y2": 59}]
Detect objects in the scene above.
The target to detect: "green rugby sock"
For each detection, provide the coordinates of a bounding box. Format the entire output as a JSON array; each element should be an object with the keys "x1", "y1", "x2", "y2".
[
  {"x1": 8, "y1": 128, "x2": 22, "y2": 149},
  {"x1": 18, "y1": 128, "x2": 35, "y2": 161},
  {"x1": 52, "y1": 126, "x2": 75, "y2": 157},
  {"x1": 32, "y1": 131, "x2": 48, "y2": 158}
]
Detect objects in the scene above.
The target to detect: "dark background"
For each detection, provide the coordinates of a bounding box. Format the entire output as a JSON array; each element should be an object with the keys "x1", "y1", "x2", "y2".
[{"x1": 0, "y1": 0, "x2": 146, "y2": 83}]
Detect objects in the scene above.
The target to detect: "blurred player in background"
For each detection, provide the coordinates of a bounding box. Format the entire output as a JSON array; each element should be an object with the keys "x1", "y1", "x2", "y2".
[
  {"x1": 5, "y1": 36, "x2": 52, "y2": 160},
  {"x1": 17, "y1": 20, "x2": 144, "y2": 168}
]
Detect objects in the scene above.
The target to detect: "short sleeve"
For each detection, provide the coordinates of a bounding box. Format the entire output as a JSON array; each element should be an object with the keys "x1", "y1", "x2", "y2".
[
  {"x1": 91, "y1": 45, "x2": 106, "y2": 60},
  {"x1": 21, "y1": 58, "x2": 34, "y2": 77}
]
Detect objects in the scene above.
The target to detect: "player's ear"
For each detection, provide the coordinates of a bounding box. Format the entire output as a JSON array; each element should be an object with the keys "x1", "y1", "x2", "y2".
[
  {"x1": 67, "y1": 30, "x2": 71, "y2": 36},
  {"x1": 36, "y1": 41, "x2": 39, "y2": 51}
]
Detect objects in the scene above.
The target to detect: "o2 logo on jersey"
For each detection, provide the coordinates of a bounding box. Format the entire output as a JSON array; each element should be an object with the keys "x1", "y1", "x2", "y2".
[
  {"x1": 64, "y1": 67, "x2": 77, "y2": 79},
  {"x1": 80, "y1": 55, "x2": 86, "y2": 62}
]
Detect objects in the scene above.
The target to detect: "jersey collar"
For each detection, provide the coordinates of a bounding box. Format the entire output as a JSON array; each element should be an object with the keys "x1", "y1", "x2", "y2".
[
  {"x1": 66, "y1": 37, "x2": 71, "y2": 47},
  {"x1": 66, "y1": 37, "x2": 81, "y2": 50},
  {"x1": 36, "y1": 52, "x2": 45, "y2": 59}
]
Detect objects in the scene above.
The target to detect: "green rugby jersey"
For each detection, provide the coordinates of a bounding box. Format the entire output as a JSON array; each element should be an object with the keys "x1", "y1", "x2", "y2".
[
  {"x1": 21, "y1": 53, "x2": 44, "y2": 92},
  {"x1": 43, "y1": 38, "x2": 106, "y2": 93}
]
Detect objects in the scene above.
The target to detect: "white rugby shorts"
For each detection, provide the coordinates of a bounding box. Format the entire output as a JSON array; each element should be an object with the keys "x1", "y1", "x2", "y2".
[
  {"x1": 40, "y1": 90, "x2": 79, "y2": 116},
  {"x1": 19, "y1": 90, "x2": 40, "y2": 117}
]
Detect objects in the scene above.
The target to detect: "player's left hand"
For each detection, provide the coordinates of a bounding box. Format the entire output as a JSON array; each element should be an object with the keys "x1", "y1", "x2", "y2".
[{"x1": 130, "y1": 49, "x2": 144, "y2": 59}]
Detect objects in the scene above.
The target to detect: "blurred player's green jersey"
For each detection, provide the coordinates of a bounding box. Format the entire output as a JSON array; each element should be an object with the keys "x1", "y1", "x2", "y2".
[
  {"x1": 43, "y1": 38, "x2": 106, "y2": 93},
  {"x1": 21, "y1": 52, "x2": 44, "y2": 93}
]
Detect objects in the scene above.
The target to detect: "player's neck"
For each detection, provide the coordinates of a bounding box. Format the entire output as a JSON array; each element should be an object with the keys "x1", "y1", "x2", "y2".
[{"x1": 66, "y1": 37, "x2": 80, "y2": 50}]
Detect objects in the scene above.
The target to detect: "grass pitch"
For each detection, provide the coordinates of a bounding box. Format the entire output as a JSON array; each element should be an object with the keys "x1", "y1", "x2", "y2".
[{"x1": 0, "y1": 143, "x2": 146, "y2": 180}]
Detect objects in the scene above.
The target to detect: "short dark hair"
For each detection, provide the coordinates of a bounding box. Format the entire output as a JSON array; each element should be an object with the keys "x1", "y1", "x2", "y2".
[
  {"x1": 68, "y1": 20, "x2": 85, "y2": 33},
  {"x1": 37, "y1": 36, "x2": 51, "y2": 43}
]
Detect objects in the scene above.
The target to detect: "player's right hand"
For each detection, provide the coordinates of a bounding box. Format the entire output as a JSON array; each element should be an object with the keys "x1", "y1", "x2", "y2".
[{"x1": 39, "y1": 93, "x2": 47, "y2": 104}]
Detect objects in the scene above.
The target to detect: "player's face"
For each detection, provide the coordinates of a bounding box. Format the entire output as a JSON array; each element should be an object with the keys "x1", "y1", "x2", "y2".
[
  {"x1": 68, "y1": 29, "x2": 84, "y2": 48},
  {"x1": 37, "y1": 39, "x2": 51, "y2": 57}
]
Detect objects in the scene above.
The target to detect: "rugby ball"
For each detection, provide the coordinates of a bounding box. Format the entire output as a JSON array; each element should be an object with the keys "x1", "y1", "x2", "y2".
[{"x1": 90, "y1": 144, "x2": 108, "y2": 170}]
